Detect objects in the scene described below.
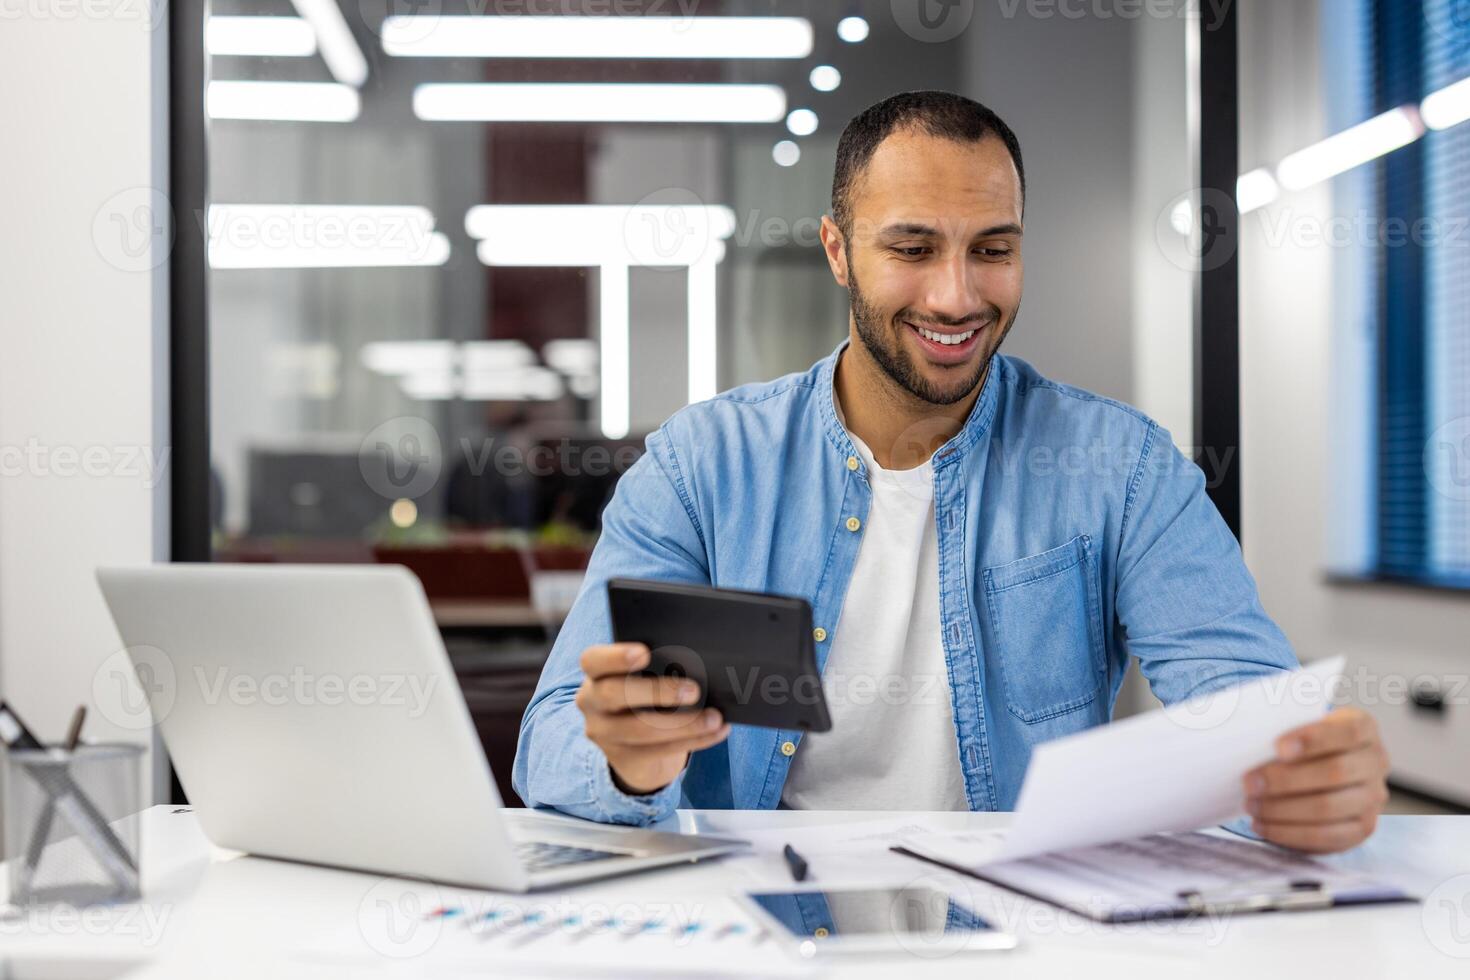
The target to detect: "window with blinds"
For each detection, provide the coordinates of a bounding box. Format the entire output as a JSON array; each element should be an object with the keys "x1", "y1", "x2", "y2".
[
  {"x1": 1421, "y1": 0, "x2": 1470, "y2": 585},
  {"x1": 1334, "y1": 0, "x2": 1470, "y2": 590}
]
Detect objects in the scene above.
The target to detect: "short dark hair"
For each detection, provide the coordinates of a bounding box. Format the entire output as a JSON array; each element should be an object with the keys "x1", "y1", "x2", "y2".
[{"x1": 830, "y1": 90, "x2": 1025, "y2": 236}]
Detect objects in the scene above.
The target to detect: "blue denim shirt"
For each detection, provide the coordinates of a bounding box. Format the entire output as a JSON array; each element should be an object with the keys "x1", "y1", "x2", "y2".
[{"x1": 513, "y1": 342, "x2": 1298, "y2": 825}]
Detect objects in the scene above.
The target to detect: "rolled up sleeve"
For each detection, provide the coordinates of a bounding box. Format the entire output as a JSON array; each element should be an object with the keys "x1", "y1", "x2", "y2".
[
  {"x1": 512, "y1": 428, "x2": 711, "y2": 825},
  {"x1": 1115, "y1": 424, "x2": 1299, "y2": 704}
]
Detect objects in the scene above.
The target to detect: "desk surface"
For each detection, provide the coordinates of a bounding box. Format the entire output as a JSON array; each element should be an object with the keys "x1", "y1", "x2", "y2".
[{"x1": 4, "y1": 807, "x2": 1469, "y2": 979}]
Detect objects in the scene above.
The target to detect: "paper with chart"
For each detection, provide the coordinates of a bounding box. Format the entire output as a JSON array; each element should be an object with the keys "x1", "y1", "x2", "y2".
[
  {"x1": 901, "y1": 657, "x2": 1346, "y2": 869},
  {"x1": 306, "y1": 888, "x2": 812, "y2": 977}
]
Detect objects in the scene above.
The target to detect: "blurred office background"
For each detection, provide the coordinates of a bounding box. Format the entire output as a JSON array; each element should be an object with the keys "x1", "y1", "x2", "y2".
[{"x1": 1, "y1": 0, "x2": 1466, "y2": 812}]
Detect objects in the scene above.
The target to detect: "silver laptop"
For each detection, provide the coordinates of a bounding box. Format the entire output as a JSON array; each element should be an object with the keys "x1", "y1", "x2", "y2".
[{"x1": 95, "y1": 563, "x2": 746, "y2": 892}]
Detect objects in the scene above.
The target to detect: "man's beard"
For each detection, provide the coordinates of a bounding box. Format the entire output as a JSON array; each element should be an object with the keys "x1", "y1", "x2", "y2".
[{"x1": 848, "y1": 260, "x2": 1012, "y2": 407}]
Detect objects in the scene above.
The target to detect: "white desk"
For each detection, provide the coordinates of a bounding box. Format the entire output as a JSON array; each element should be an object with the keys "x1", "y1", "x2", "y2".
[{"x1": 4, "y1": 807, "x2": 1469, "y2": 978}]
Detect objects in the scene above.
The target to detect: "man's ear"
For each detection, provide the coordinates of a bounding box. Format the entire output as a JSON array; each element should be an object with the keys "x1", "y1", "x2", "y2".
[{"x1": 819, "y1": 215, "x2": 850, "y2": 289}]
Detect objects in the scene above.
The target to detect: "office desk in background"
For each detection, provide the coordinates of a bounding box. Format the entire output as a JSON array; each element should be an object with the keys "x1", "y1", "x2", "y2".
[{"x1": 2, "y1": 808, "x2": 1468, "y2": 979}]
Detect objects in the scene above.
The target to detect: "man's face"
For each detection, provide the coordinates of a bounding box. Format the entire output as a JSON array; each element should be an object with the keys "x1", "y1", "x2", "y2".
[{"x1": 823, "y1": 130, "x2": 1024, "y2": 406}]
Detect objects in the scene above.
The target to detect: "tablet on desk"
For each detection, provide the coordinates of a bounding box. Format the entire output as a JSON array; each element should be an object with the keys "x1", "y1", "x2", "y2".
[
  {"x1": 607, "y1": 578, "x2": 832, "y2": 732},
  {"x1": 741, "y1": 886, "x2": 1018, "y2": 959}
]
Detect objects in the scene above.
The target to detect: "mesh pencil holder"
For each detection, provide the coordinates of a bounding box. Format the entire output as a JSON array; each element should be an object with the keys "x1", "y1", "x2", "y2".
[{"x1": 3, "y1": 743, "x2": 143, "y2": 907}]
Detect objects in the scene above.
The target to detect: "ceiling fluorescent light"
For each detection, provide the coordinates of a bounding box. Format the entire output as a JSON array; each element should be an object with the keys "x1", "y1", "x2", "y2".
[
  {"x1": 772, "y1": 140, "x2": 801, "y2": 167},
  {"x1": 687, "y1": 259, "x2": 718, "y2": 405},
  {"x1": 210, "y1": 231, "x2": 449, "y2": 268},
  {"x1": 543, "y1": 339, "x2": 599, "y2": 374},
  {"x1": 206, "y1": 17, "x2": 317, "y2": 57},
  {"x1": 462, "y1": 340, "x2": 537, "y2": 371},
  {"x1": 600, "y1": 265, "x2": 631, "y2": 439},
  {"x1": 413, "y1": 83, "x2": 786, "y2": 124},
  {"x1": 207, "y1": 204, "x2": 449, "y2": 268},
  {"x1": 1236, "y1": 168, "x2": 1280, "y2": 214},
  {"x1": 786, "y1": 108, "x2": 818, "y2": 136},
  {"x1": 1275, "y1": 107, "x2": 1423, "y2": 191},
  {"x1": 465, "y1": 204, "x2": 736, "y2": 268},
  {"x1": 397, "y1": 374, "x2": 458, "y2": 401},
  {"x1": 290, "y1": 0, "x2": 368, "y2": 86},
  {"x1": 809, "y1": 65, "x2": 841, "y2": 92},
  {"x1": 837, "y1": 16, "x2": 869, "y2": 42},
  {"x1": 381, "y1": 15, "x2": 812, "y2": 59},
  {"x1": 460, "y1": 367, "x2": 565, "y2": 401},
  {"x1": 1420, "y1": 75, "x2": 1470, "y2": 131},
  {"x1": 465, "y1": 205, "x2": 737, "y2": 434},
  {"x1": 207, "y1": 81, "x2": 360, "y2": 122},
  {"x1": 361, "y1": 341, "x2": 457, "y2": 377}
]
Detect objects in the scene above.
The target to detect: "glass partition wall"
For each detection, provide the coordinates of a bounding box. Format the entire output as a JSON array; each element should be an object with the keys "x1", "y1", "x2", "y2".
[
  {"x1": 200, "y1": 2, "x2": 970, "y2": 801},
  {"x1": 205, "y1": 2, "x2": 963, "y2": 563}
]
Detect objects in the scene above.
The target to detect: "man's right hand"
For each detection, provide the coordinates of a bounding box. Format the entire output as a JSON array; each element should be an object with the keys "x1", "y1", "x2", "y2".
[{"x1": 575, "y1": 643, "x2": 731, "y2": 796}]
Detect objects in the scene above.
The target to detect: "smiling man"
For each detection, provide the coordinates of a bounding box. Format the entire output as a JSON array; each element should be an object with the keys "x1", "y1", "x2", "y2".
[{"x1": 513, "y1": 91, "x2": 1390, "y2": 854}]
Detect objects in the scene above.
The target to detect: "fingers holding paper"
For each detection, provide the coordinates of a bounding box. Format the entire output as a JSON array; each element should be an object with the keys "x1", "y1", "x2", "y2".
[{"x1": 1242, "y1": 707, "x2": 1390, "y2": 854}]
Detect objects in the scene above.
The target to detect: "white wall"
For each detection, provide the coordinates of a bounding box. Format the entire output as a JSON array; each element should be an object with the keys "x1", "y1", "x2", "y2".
[
  {"x1": 1237, "y1": 0, "x2": 1470, "y2": 804},
  {"x1": 0, "y1": 4, "x2": 167, "y2": 793},
  {"x1": 963, "y1": 2, "x2": 1138, "y2": 403}
]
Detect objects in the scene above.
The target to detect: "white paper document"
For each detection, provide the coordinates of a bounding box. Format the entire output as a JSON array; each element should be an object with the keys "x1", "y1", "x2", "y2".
[{"x1": 902, "y1": 657, "x2": 1345, "y2": 867}]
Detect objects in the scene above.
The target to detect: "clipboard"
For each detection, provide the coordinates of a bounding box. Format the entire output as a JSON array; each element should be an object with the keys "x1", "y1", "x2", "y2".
[{"x1": 892, "y1": 830, "x2": 1417, "y2": 923}]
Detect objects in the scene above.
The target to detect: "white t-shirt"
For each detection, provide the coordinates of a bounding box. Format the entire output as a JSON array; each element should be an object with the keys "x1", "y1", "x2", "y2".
[{"x1": 779, "y1": 415, "x2": 969, "y2": 811}]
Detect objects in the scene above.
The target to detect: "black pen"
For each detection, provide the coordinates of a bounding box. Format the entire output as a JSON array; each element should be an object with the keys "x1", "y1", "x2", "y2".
[{"x1": 782, "y1": 843, "x2": 809, "y2": 882}]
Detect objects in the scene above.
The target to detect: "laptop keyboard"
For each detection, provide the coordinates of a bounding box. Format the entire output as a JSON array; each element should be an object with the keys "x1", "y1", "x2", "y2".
[{"x1": 516, "y1": 840, "x2": 628, "y2": 871}]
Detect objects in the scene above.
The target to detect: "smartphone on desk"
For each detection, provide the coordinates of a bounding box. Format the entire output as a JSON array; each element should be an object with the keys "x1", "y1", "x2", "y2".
[{"x1": 606, "y1": 578, "x2": 832, "y2": 732}]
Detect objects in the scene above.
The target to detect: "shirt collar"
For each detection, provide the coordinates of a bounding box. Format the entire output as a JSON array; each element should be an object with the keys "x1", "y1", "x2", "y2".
[{"x1": 816, "y1": 337, "x2": 1001, "y2": 471}]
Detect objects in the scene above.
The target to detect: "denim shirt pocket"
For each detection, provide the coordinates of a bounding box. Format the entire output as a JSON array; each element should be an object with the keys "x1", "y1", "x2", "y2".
[{"x1": 983, "y1": 534, "x2": 1105, "y2": 724}]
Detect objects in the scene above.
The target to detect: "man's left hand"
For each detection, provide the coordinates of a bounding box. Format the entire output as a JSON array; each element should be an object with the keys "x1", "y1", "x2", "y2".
[{"x1": 1242, "y1": 707, "x2": 1390, "y2": 853}]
